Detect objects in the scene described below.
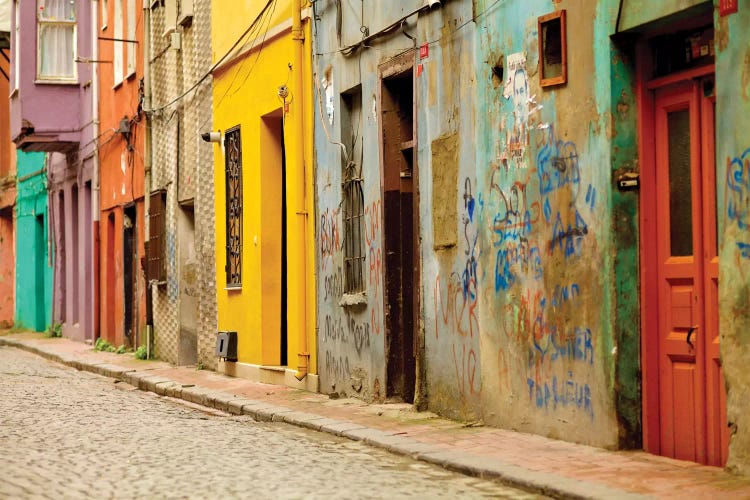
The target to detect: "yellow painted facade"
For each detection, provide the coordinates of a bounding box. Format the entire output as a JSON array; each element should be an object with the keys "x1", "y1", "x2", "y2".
[{"x1": 211, "y1": 0, "x2": 316, "y2": 376}]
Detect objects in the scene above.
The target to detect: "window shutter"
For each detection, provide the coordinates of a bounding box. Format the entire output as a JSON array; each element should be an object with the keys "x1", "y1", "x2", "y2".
[{"x1": 148, "y1": 189, "x2": 166, "y2": 282}]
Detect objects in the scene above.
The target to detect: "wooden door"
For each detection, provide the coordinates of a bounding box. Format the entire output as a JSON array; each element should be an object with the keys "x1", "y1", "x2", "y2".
[{"x1": 650, "y1": 77, "x2": 726, "y2": 465}]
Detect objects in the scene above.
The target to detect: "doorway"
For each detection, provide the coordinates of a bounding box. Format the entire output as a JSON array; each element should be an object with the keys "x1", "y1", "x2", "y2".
[
  {"x1": 34, "y1": 214, "x2": 46, "y2": 331},
  {"x1": 379, "y1": 56, "x2": 418, "y2": 403},
  {"x1": 260, "y1": 112, "x2": 287, "y2": 366},
  {"x1": 177, "y1": 203, "x2": 198, "y2": 365},
  {"x1": 123, "y1": 205, "x2": 137, "y2": 346},
  {"x1": 641, "y1": 70, "x2": 727, "y2": 465}
]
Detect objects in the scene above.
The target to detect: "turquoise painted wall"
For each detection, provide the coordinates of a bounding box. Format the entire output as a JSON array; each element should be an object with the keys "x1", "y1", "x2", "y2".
[
  {"x1": 715, "y1": 0, "x2": 750, "y2": 475},
  {"x1": 15, "y1": 151, "x2": 53, "y2": 332}
]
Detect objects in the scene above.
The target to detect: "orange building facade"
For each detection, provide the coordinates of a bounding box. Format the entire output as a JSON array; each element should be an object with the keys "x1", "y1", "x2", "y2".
[
  {"x1": 97, "y1": 0, "x2": 146, "y2": 348},
  {"x1": 0, "y1": 44, "x2": 15, "y2": 327}
]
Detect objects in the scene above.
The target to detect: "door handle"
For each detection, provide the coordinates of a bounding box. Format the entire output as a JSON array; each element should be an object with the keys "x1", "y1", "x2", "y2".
[{"x1": 687, "y1": 326, "x2": 698, "y2": 349}]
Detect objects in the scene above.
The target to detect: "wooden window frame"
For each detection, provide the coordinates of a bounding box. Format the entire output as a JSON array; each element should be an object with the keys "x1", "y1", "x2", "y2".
[
  {"x1": 147, "y1": 189, "x2": 167, "y2": 283},
  {"x1": 538, "y1": 9, "x2": 567, "y2": 88}
]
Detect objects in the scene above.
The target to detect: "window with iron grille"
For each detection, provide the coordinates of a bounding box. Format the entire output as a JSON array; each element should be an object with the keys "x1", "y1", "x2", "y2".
[
  {"x1": 147, "y1": 189, "x2": 167, "y2": 283},
  {"x1": 224, "y1": 126, "x2": 242, "y2": 287},
  {"x1": 343, "y1": 161, "x2": 365, "y2": 293}
]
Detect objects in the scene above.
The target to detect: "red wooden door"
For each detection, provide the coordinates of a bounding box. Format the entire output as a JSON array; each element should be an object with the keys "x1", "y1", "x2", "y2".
[{"x1": 650, "y1": 78, "x2": 727, "y2": 465}]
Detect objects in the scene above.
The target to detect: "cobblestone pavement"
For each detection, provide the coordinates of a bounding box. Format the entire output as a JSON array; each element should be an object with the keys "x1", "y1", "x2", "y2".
[{"x1": 0, "y1": 347, "x2": 542, "y2": 499}]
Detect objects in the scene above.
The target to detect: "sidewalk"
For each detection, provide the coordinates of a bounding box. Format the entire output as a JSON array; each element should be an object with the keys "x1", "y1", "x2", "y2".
[{"x1": 2, "y1": 332, "x2": 749, "y2": 499}]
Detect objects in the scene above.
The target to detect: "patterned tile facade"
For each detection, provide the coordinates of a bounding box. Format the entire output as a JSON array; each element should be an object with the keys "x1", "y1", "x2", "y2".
[{"x1": 148, "y1": 0, "x2": 217, "y2": 368}]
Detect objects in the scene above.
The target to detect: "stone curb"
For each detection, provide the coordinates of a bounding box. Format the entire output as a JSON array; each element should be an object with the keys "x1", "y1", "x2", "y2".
[{"x1": 0, "y1": 338, "x2": 648, "y2": 500}]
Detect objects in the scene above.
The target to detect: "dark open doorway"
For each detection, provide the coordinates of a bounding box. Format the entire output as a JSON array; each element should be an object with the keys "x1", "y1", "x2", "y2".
[
  {"x1": 380, "y1": 56, "x2": 418, "y2": 403},
  {"x1": 260, "y1": 112, "x2": 288, "y2": 366},
  {"x1": 123, "y1": 204, "x2": 136, "y2": 346}
]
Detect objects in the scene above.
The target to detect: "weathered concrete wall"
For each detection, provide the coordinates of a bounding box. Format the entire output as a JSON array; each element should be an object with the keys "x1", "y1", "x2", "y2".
[
  {"x1": 437, "y1": 0, "x2": 617, "y2": 446},
  {"x1": 618, "y1": 0, "x2": 709, "y2": 32},
  {"x1": 314, "y1": 0, "x2": 435, "y2": 400},
  {"x1": 15, "y1": 151, "x2": 52, "y2": 332},
  {"x1": 48, "y1": 152, "x2": 95, "y2": 342},
  {"x1": 715, "y1": 0, "x2": 750, "y2": 475},
  {"x1": 417, "y1": 2, "x2": 481, "y2": 420}
]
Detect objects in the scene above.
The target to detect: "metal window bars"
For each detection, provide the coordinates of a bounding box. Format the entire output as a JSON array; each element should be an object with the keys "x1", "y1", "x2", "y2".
[{"x1": 342, "y1": 160, "x2": 365, "y2": 294}]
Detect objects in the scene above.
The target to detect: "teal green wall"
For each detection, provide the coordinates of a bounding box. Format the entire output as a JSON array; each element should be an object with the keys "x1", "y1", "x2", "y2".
[
  {"x1": 15, "y1": 151, "x2": 53, "y2": 332},
  {"x1": 715, "y1": 0, "x2": 750, "y2": 475},
  {"x1": 618, "y1": 0, "x2": 710, "y2": 31}
]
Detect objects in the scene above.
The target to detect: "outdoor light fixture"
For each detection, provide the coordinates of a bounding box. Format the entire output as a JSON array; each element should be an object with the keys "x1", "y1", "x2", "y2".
[{"x1": 201, "y1": 130, "x2": 221, "y2": 143}]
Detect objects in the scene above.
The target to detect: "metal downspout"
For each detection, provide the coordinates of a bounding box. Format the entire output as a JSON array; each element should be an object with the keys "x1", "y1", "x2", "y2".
[
  {"x1": 143, "y1": 2, "x2": 153, "y2": 358},
  {"x1": 293, "y1": 0, "x2": 309, "y2": 381},
  {"x1": 91, "y1": 0, "x2": 101, "y2": 342}
]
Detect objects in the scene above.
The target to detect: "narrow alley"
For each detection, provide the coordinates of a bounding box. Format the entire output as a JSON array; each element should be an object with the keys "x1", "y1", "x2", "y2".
[{"x1": 0, "y1": 346, "x2": 538, "y2": 499}]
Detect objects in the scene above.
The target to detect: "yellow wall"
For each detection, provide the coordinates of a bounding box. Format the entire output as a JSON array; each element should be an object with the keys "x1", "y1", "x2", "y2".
[{"x1": 212, "y1": 1, "x2": 316, "y2": 372}]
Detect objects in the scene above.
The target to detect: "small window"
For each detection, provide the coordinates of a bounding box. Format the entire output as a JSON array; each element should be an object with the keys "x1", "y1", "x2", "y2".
[
  {"x1": 224, "y1": 126, "x2": 242, "y2": 288},
  {"x1": 178, "y1": 0, "x2": 193, "y2": 27},
  {"x1": 113, "y1": 0, "x2": 123, "y2": 84},
  {"x1": 538, "y1": 9, "x2": 567, "y2": 87},
  {"x1": 342, "y1": 162, "x2": 365, "y2": 293},
  {"x1": 340, "y1": 87, "x2": 365, "y2": 294},
  {"x1": 101, "y1": 0, "x2": 108, "y2": 30},
  {"x1": 163, "y1": 0, "x2": 177, "y2": 35},
  {"x1": 13, "y1": 0, "x2": 19, "y2": 90},
  {"x1": 126, "y1": 0, "x2": 136, "y2": 76},
  {"x1": 147, "y1": 189, "x2": 167, "y2": 283},
  {"x1": 37, "y1": 0, "x2": 77, "y2": 81}
]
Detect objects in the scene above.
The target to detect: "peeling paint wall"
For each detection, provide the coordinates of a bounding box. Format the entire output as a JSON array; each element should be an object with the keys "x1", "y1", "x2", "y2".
[
  {"x1": 313, "y1": 0, "x2": 750, "y2": 463},
  {"x1": 313, "y1": 0, "x2": 439, "y2": 400},
  {"x1": 715, "y1": 0, "x2": 750, "y2": 476},
  {"x1": 468, "y1": 0, "x2": 619, "y2": 446}
]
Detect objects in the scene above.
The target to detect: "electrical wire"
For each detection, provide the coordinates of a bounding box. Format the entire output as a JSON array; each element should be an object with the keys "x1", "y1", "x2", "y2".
[
  {"x1": 212, "y1": 0, "x2": 279, "y2": 113},
  {"x1": 145, "y1": 0, "x2": 277, "y2": 114}
]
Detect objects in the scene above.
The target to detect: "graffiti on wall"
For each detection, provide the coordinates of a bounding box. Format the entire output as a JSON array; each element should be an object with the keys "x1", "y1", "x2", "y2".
[
  {"x1": 433, "y1": 178, "x2": 482, "y2": 398},
  {"x1": 500, "y1": 52, "x2": 531, "y2": 169},
  {"x1": 319, "y1": 207, "x2": 341, "y2": 272},
  {"x1": 727, "y1": 147, "x2": 750, "y2": 259}
]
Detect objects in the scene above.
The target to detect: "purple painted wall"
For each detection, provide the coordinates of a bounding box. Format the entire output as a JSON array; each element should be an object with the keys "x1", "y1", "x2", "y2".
[
  {"x1": 10, "y1": 0, "x2": 93, "y2": 151},
  {"x1": 10, "y1": 0, "x2": 96, "y2": 342}
]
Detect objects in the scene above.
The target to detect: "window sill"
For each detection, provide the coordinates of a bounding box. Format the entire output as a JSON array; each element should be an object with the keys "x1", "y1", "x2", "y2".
[
  {"x1": 34, "y1": 79, "x2": 79, "y2": 86},
  {"x1": 339, "y1": 292, "x2": 367, "y2": 308},
  {"x1": 9, "y1": 88, "x2": 18, "y2": 99},
  {"x1": 113, "y1": 80, "x2": 124, "y2": 90},
  {"x1": 225, "y1": 285, "x2": 242, "y2": 292},
  {"x1": 126, "y1": 71, "x2": 136, "y2": 81}
]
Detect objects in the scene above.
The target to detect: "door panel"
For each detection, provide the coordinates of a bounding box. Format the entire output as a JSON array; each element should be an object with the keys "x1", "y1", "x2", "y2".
[
  {"x1": 650, "y1": 76, "x2": 726, "y2": 466},
  {"x1": 655, "y1": 82, "x2": 706, "y2": 464}
]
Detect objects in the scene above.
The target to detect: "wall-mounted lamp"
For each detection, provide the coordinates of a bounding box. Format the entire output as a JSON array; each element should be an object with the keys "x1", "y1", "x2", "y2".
[{"x1": 201, "y1": 131, "x2": 221, "y2": 143}]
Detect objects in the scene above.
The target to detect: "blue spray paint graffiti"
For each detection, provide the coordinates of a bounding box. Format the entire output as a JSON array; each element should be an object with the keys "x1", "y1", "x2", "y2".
[{"x1": 527, "y1": 372, "x2": 593, "y2": 418}]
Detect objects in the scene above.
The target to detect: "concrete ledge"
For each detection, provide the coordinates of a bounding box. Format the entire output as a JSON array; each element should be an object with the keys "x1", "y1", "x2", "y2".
[
  {"x1": 319, "y1": 421, "x2": 367, "y2": 437},
  {"x1": 227, "y1": 398, "x2": 258, "y2": 415},
  {"x1": 208, "y1": 391, "x2": 237, "y2": 412},
  {"x1": 342, "y1": 427, "x2": 390, "y2": 442}
]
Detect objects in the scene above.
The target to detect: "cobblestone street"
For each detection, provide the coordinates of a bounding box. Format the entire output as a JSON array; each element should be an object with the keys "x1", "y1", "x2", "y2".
[{"x1": 0, "y1": 347, "x2": 540, "y2": 499}]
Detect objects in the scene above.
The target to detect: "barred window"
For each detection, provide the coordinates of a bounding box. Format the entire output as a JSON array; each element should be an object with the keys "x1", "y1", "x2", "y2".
[
  {"x1": 224, "y1": 126, "x2": 242, "y2": 287},
  {"x1": 343, "y1": 161, "x2": 365, "y2": 293}
]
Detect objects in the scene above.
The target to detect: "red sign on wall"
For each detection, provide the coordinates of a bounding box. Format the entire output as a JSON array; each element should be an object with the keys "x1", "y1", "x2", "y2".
[
  {"x1": 720, "y1": 0, "x2": 738, "y2": 16},
  {"x1": 419, "y1": 43, "x2": 429, "y2": 59}
]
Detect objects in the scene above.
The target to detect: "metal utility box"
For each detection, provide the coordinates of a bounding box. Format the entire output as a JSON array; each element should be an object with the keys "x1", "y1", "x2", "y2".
[{"x1": 215, "y1": 331, "x2": 238, "y2": 362}]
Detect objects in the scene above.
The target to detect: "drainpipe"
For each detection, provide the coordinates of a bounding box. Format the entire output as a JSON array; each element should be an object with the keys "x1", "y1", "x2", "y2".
[
  {"x1": 91, "y1": 0, "x2": 101, "y2": 342},
  {"x1": 143, "y1": 2, "x2": 153, "y2": 358},
  {"x1": 293, "y1": 0, "x2": 309, "y2": 381}
]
